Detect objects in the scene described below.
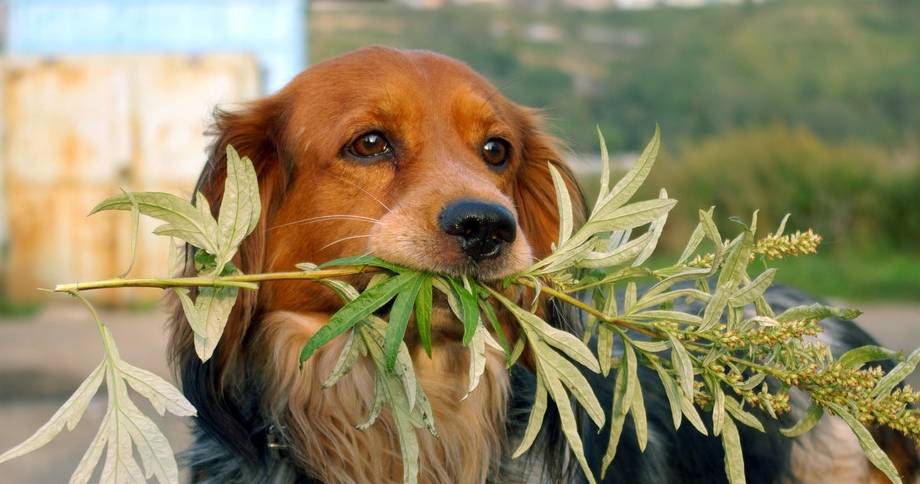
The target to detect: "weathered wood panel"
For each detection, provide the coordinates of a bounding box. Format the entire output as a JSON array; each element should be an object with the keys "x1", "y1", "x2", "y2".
[{"x1": 2, "y1": 55, "x2": 259, "y2": 303}]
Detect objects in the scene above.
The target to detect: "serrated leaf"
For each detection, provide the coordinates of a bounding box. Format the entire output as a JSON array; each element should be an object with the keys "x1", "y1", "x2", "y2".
[
  {"x1": 721, "y1": 417, "x2": 747, "y2": 484},
  {"x1": 69, "y1": 411, "x2": 109, "y2": 484},
  {"x1": 826, "y1": 402, "x2": 902, "y2": 484},
  {"x1": 91, "y1": 191, "x2": 220, "y2": 254},
  {"x1": 214, "y1": 145, "x2": 261, "y2": 273},
  {"x1": 871, "y1": 347, "x2": 920, "y2": 399},
  {"x1": 602, "y1": 342, "x2": 636, "y2": 476},
  {"x1": 300, "y1": 272, "x2": 415, "y2": 364},
  {"x1": 415, "y1": 275, "x2": 434, "y2": 357},
  {"x1": 549, "y1": 163, "x2": 575, "y2": 245},
  {"x1": 384, "y1": 273, "x2": 424, "y2": 372},
  {"x1": 512, "y1": 373, "x2": 548, "y2": 458},
  {"x1": 729, "y1": 269, "x2": 777, "y2": 307},
  {"x1": 117, "y1": 360, "x2": 196, "y2": 417},
  {"x1": 780, "y1": 403, "x2": 823, "y2": 437},
  {"x1": 0, "y1": 362, "x2": 105, "y2": 464},
  {"x1": 120, "y1": 400, "x2": 179, "y2": 483}
]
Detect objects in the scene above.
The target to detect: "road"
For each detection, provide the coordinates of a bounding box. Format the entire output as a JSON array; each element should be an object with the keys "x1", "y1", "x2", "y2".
[{"x1": 0, "y1": 301, "x2": 916, "y2": 482}]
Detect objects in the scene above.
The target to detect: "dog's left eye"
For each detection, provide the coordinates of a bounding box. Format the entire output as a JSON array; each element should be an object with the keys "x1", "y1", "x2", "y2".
[
  {"x1": 348, "y1": 131, "x2": 392, "y2": 158},
  {"x1": 482, "y1": 138, "x2": 511, "y2": 167}
]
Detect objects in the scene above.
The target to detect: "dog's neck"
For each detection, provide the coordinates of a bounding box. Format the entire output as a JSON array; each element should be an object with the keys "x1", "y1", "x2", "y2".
[{"x1": 252, "y1": 310, "x2": 511, "y2": 484}]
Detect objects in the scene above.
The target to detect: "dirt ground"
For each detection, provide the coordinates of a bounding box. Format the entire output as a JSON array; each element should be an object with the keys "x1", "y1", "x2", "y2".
[{"x1": 0, "y1": 301, "x2": 917, "y2": 482}]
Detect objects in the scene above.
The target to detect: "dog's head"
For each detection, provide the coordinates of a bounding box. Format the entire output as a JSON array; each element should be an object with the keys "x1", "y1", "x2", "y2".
[{"x1": 195, "y1": 46, "x2": 583, "y2": 313}]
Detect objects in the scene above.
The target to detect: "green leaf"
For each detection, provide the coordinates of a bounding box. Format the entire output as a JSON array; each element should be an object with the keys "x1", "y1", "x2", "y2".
[
  {"x1": 724, "y1": 396, "x2": 765, "y2": 432},
  {"x1": 776, "y1": 304, "x2": 862, "y2": 322},
  {"x1": 465, "y1": 323, "x2": 489, "y2": 398},
  {"x1": 780, "y1": 403, "x2": 823, "y2": 437},
  {"x1": 117, "y1": 188, "x2": 140, "y2": 278},
  {"x1": 729, "y1": 269, "x2": 777, "y2": 308},
  {"x1": 699, "y1": 284, "x2": 731, "y2": 332},
  {"x1": 543, "y1": 369, "x2": 598, "y2": 484},
  {"x1": 825, "y1": 402, "x2": 902, "y2": 484},
  {"x1": 300, "y1": 272, "x2": 415, "y2": 364},
  {"x1": 678, "y1": 217, "x2": 707, "y2": 264},
  {"x1": 652, "y1": 360, "x2": 683, "y2": 429},
  {"x1": 598, "y1": 325, "x2": 615, "y2": 377},
  {"x1": 630, "y1": 339, "x2": 672, "y2": 352},
  {"x1": 602, "y1": 342, "x2": 636, "y2": 476},
  {"x1": 512, "y1": 373, "x2": 548, "y2": 458},
  {"x1": 320, "y1": 254, "x2": 404, "y2": 273},
  {"x1": 632, "y1": 188, "x2": 671, "y2": 267},
  {"x1": 578, "y1": 231, "x2": 654, "y2": 269},
  {"x1": 548, "y1": 163, "x2": 575, "y2": 245},
  {"x1": 699, "y1": 207, "x2": 722, "y2": 251},
  {"x1": 871, "y1": 347, "x2": 920, "y2": 399},
  {"x1": 630, "y1": 363, "x2": 648, "y2": 452},
  {"x1": 91, "y1": 191, "x2": 220, "y2": 255},
  {"x1": 214, "y1": 145, "x2": 261, "y2": 273},
  {"x1": 0, "y1": 362, "x2": 105, "y2": 465},
  {"x1": 595, "y1": 126, "x2": 612, "y2": 207},
  {"x1": 631, "y1": 310, "x2": 702, "y2": 326},
  {"x1": 384, "y1": 273, "x2": 424, "y2": 372},
  {"x1": 538, "y1": 343, "x2": 605, "y2": 428},
  {"x1": 448, "y1": 277, "x2": 480, "y2": 345},
  {"x1": 322, "y1": 330, "x2": 362, "y2": 388},
  {"x1": 175, "y1": 284, "x2": 240, "y2": 362},
  {"x1": 593, "y1": 198, "x2": 677, "y2": 233},
  {"x1": 711, "y1": 378, "x2": 726, "y2": 437},
  {"x1": 837, "y1": 345, "x2": 903, "y2": 369},
  {"x1": 117, "y1": 360, "x2": 196, "y2": 417},
  {"x1": 593, "y1": 125, "x2": 660, "y2": 218},
  {"x1": 669, "y1": 335, "x2": 694, "y2": 399},
  {"x1": 414, "y1": 275, "x2": 434, "y2": 357},
  {"x1": 720, "y1": 417, "x2": 747, "y2": 484}
]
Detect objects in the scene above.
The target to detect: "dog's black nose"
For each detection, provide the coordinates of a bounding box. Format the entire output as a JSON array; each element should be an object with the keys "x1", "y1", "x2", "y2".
[{"x1": 438, "y1": 200, "x2": 517, "y2": 262}]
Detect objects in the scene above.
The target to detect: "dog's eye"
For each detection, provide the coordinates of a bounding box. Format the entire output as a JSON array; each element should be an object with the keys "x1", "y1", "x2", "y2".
[
  {"x1": 481, "y1": 138, "x2": 511, "y2": 167},
  {"x1": 348, "y1": 131, "x2": 391, "y2": 158}
]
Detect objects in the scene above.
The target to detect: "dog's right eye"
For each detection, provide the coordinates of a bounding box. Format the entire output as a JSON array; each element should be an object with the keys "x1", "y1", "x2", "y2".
[{"x1": 347, "y1": 131, "x2": 392, "y2": 159}]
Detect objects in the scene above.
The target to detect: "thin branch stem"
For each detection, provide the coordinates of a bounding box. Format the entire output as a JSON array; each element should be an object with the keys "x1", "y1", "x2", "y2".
[{"x1": 53, "y1": 267, "x2": 369, "y2": 293}]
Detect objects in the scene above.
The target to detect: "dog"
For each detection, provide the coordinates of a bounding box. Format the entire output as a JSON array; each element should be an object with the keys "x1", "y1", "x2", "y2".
[{"x1": 169, "y1": 47, "x2": 917, "y2": 483}]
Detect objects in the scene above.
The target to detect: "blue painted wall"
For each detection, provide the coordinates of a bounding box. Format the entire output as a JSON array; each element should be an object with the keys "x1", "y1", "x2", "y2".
[{"x1": 5, "y1": 0, "x2": 308, "y2": 93}]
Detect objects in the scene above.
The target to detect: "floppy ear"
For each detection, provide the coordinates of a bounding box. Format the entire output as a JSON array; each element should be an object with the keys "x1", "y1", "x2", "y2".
[
  {"x1": 168, "y1": 96, "x2": 291, "y2": 464},
  {"x1": 514, "y1": 109, "x2": 587, "y2": 259}
]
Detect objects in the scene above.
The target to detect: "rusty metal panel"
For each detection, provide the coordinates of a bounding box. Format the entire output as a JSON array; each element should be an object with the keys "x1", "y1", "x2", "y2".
[{"x1": 2, "y1": 55, "x2": 260, "y2": 303}]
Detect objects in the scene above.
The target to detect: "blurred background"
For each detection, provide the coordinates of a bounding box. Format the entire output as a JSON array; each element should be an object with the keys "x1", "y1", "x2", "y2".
[{"x1": 0, "y1": 0, "x2": 917, "y2": 481}]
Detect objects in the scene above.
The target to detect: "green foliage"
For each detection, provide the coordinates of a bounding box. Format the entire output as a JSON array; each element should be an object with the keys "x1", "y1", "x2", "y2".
[
  {"x1": 311, "y1": 0, "x2": 920, "y2": 153},
  {"x1": 6, "y1": 132, "x2": 919, "y2": 484}
]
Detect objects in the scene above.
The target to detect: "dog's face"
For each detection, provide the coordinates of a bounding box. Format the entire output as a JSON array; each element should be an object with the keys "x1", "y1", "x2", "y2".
[{"x1": 203, "y1": 47, "x2": 582, "y2": 314}]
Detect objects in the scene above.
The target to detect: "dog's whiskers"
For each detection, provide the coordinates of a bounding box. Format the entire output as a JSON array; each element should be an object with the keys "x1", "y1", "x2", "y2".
[
  {"x1": 319, "y1": 234, "x2": 374, "y2": 252},
  {"x1": 269, "y1": 215, "x2": 381, "y2": 231},
  {"x1": 332, "y1": 175, "x2": 392, "y2": 213}
]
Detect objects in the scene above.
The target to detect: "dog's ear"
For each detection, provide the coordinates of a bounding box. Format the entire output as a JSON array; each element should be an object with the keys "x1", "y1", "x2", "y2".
[
  {"x1": 168, "y1": 96, "x2": 290, "y2": 463},
  {"x1": 514, "y1": 109, "x2": 587, "y2": 260}
]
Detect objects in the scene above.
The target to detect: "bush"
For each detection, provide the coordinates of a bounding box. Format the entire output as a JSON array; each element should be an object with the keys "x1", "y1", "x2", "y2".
[{"x1": 641, "y1": 125, "x2": 918, "y2": 254}]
